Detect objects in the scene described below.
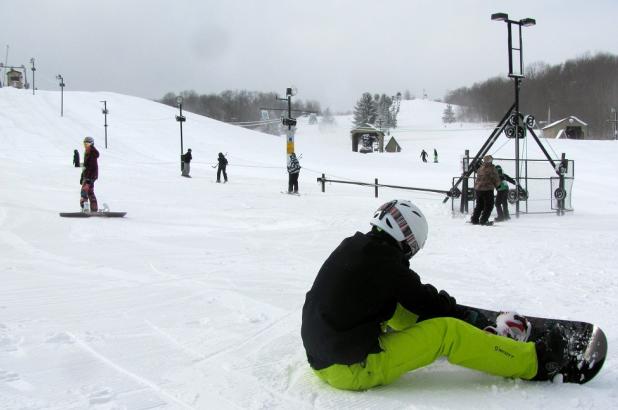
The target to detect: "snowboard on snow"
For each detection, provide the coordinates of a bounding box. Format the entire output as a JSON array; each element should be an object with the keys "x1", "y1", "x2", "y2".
[
  {"x1": 59, "y1": 211, "x2": 126, "y2": 218},
  {"x1": 458, "y1": 304, "x2": 607, "y2": 384}
]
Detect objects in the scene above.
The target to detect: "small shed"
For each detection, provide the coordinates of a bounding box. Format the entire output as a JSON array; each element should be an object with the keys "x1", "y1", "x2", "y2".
[
  {"x1": 350, "y1": 125, "x2": 385, "y2": 153},
  {"x1": 385, "y1": 136, "x2": 402, "y2": 152},
  {"x1": 6, "y1": 69, "x2": 24, "y2": 89},
  {"x1": 542, "y1": 116, "x2": 588, "y2": 140}
]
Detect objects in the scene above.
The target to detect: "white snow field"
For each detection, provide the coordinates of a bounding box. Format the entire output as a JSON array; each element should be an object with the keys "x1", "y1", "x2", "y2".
[{"x1": 1, "y1": 87, "x2": 617, "y2": 409}]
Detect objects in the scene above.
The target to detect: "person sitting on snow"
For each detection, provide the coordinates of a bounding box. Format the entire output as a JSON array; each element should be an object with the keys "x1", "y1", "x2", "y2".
[{"x1": 301, "y1": 199, "x2": 567, "y2": 390}]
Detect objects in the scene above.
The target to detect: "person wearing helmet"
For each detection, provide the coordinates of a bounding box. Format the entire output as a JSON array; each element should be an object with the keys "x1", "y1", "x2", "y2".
[
  {"x1": 181, "y1": 149, "x2": 192, "y2": 177},
  {"x1": 301, "y1": 199, "x2": 547, "y2": 390},
  {"x1": 287, "y1": 152, "x2": 301, "y2": 193},
  {"x1": 80, "y1": 136, "x2": 99, "y2": 212},
  {"x1": 470, "y1": 154, "x2": 501, "y2": 225},
  {"x1": 494, "y1": 164, "x2": 516, "y2": 222}
]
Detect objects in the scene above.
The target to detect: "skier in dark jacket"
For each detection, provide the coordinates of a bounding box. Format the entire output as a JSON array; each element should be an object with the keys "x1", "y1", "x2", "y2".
[
  {"x1": 73, "y1": 149, "x2": 80, "y2": 167},
  {"x1": 80, "y1": 136, "x2": 99, "y2": 212},
  {"x1": 420, "y1": 149, "x2": 428, "y2": 163},
  {"x1": 182, "y1": 149, "x2": 192, "y2": 177},
  {"x1": 287, "y1": 152, "x2": 301, "y2": 193},
  {"x1": 470, "y1": 155, "x2": 500, "y2": 225},
  {"x1": 301, "y1": 199, "x2": 562, "y2": 390},
  {"x1": 494, "y1": 165, "x2": 516, "y2": 222},
  {"x1": 216, "y1": 152, "x2": 228, "y2": 183}
]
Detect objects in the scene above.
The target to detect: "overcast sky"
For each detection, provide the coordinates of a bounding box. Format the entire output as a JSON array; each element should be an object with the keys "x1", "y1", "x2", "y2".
[{"x1": 4, "y1": 0, "x2": 618, "y2": 111}]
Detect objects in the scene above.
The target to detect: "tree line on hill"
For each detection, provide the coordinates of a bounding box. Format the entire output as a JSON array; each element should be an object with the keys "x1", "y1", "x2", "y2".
[
  {"x1": 445, "y1": 53, "x2": 618, "y2": 138},
  {"x1": 159, "y1": 90, "x2": 323, "y2": 135},
  {"x1": 353, "y1": 92, "x2": 401, "y2": 129}
]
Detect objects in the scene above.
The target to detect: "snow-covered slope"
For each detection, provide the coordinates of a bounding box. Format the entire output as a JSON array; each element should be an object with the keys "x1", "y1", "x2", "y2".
[{"x1": 0, "y1": 88, "x2": 617, "y2": 409}]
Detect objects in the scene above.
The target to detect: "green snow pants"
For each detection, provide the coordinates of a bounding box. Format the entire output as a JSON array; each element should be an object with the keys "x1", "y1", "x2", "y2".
[{"x1": 314, "y1": 304, "x2": 538, "y2": 390}]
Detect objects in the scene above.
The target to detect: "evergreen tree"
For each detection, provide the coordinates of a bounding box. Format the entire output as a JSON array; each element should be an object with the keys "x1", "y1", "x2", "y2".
[
  {"x1": 442, "y1": 104, "x2": 456, "y2": 124},
  {"x1": 321, "y1": 107, "x2": 336, "y2": 125},
  {"x1": 353, "y1": 92, "x2": 378, "y2": 127}
]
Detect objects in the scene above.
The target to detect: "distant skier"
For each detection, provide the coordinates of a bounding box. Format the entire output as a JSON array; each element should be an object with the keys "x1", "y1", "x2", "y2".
[
  {"x1": 73, "y1": 149, "x2": 80, "y2": 167},
  {"x1": 420, "y1": 149, "x2": 428, "y2": 163},
  {"x1": 494, "y1": 165, "x2": 517, "y2": 222},
  {"x1": 287, "y1": 152, "x2": 301, "y2": 193},
  {"x1": 181, "y1": 149, "x2": 192, "y2": 177},
  {"x1": 433, "y1": 148, "x2": 438, "y2": 163},
  {"x1": 216, "y1": 152, "x2": 228, "y2": 183},
  {"x1": 80, "y1": 136, "x2": 99, "y2": 212},
  {"x1": 301, "y1": 199, "x2": 566, "y2": 391},
  {"x1": 470, "y1": 155, "x2": 500, "y2": 225}
]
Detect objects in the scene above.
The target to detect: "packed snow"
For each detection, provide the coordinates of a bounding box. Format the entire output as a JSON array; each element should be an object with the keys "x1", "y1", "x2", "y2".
[{"x1": 0, "y1": 88, "x2": 616, "y2": 409}]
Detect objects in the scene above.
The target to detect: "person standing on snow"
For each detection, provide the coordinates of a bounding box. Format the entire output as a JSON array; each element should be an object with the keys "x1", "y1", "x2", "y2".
[
  {"x1": 287, "y1": 152, "x2": 301, "y2": 193},
  {"x1": 216, "y1": 152, "x2": 228, "y2": 183},
  {"x1": 470, "y1": 155, "x2": 500, "y2": 225},
  {"x1": 80, "y1": 136, "x2": 99, "y2": 212},
  {"x1": 494, "y1": 164, "x2": 517, "y2": 222},
  {"x1": 433, "y1": 148, "x2": 438, "y2": 163},
  {"x1": 420, "y1": 149, "x2": 428, "y2": 163},
  {"x1": 181, "y1": 149, "x2": 192, "y2": 177},
  {"x1": 301, "y1": 199, "x2": 567, "y2": 390},
  {"x1": 73, "y1": 149, "x2": 80, "y2": 167}
]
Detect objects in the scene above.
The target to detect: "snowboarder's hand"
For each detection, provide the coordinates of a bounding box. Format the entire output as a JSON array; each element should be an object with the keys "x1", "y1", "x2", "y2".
[{"x1": 438, "y1": 290, "x2": 456, "y2": 311}]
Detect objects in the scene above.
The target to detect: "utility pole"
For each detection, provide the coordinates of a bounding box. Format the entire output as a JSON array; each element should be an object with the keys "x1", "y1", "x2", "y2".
[
  {"x1": 30, "y1": 58, "x2": 36, "y2": 95},
  {"x1": 175, "y1": 96, "x2": 186, "y2": 171},
  {"x1": 101, "y1": 100, "x2": 109, "y2": 148},
  {"x1": 608, "y1": 108, "x2": 618, "y2": 140},
  {"x1": 56, "y1": 74, "x2": 65, "y2": 116}
]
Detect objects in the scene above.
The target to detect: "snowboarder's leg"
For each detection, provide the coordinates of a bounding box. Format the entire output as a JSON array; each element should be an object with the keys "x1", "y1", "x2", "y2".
[
  {"x1": 223, "y1": 168, "x2": 228, "y2": 182},
  {"x1": 384, "y1": 303, "x2": 419, "y2": 331},
  {"x1": 470, "y1": 190, "x2": 483, "y2": 224},
  {"x1": 479, "y1": 191, "x2": 494, "y2": 224},
  {"x1": 291, "y1": 172, "x2": 299, "y2": 193},
  {"x1": 88, "y1": 181, "x2": 98, "y2": 212},
  {"x1": 495, "y1": 191, "x2": 505, "y2": 220},
  {"x1": 314, "y1": 317, "x2": 538, "y2": 391},
  {"x1": 217, "y1": 167, "x2": 221, "y2": 182},
  {"x1": 287, "y1": 173, "x2": 294, "y2": 193}
]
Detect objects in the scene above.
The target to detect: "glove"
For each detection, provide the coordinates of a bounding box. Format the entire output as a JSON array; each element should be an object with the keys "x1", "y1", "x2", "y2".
[{"x1": 438, "y1": 290, "x2": 456, "y2": 312}]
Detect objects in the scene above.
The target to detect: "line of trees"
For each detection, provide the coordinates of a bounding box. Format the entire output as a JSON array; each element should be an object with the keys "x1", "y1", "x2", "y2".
[
  {"x1": 445, "y1": 53, "x2": 618, "y2": 138},
  {"x1": 158, "y1": 90, "x2": 322, "y2": 135}
]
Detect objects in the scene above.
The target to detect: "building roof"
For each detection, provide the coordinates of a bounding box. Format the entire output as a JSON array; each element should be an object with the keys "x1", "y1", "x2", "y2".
[{"x1": 542, "y1": 116, "x2": 588, "y2": 130}]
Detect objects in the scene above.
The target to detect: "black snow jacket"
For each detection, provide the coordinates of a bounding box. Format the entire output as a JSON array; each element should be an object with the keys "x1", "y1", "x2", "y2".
[
  {"x1": 301, "y1": 230, "x2": 461, "y2": 370},
  {"x1": 81, "y1": 146, "x2": 99, "y2": 183},
  {"x1": 218, "y1": 154, "x2": 228, "y2": 168}
]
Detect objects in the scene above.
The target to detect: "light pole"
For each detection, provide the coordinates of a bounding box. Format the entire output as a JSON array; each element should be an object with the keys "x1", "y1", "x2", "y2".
[
  {"x1": 608, "y1": 108, "x2": 618, "y2": 140},
  {"x1": 101, "y1": 100, "x2": 109, "y2": 148},
  {"x1": 56, "y1": 74, "x2": 65, "y2": 116},
  {"x1": 30, "y1": 58, "x2": 35, "y2": 95},
  {"x1": 491, "y1": 12, "x2": 535, "y2": 216},
  {"x1": 175, "y1": 96, "x2": 186, "y2": 171}
]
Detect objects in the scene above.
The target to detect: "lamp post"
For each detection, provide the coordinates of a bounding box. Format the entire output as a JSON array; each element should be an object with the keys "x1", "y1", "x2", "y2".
[
  {"x1": 175, "y1": 96, "x2": 186, "y2": 171},
  {"x1": 56, "y1": 74, "x2": 65, "y2": 116},
  {"x1": 30, "y1": 58, "x2": 35, "y2": 95},
  {"x1": 491, "y1": 12, "x2": 535, "y2": 216},
  {"x1": 100, "y1": 100, "x2": 109, "y2": 148},
  {"x1": 609, "y1": 108, "x2": 618, "y2": 140}
]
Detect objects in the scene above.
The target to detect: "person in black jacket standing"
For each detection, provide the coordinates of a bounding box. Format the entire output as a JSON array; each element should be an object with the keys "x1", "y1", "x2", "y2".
[
  {"x1": 80, "y1": 136, "x2": 99, "y2": 212},
  {"x1": 216, "y1": 152, "x2": 228, "y2": 183},
  {"x1": 301, "y1": 199, "x2": 557, "y2": 390},
  {"x1": 287, "y1": 152, "x2": 300, "y2": 193},
  {"x1": 73, "y1": 149, "x2": 80, "y2": 167}
]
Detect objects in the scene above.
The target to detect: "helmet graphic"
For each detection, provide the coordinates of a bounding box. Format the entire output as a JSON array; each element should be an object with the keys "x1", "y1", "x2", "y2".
[{"x1": 370, "y1": 199, "x2": 428, "y2": 258}]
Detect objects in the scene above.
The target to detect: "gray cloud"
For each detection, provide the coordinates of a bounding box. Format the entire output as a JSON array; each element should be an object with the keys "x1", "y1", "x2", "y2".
[{"x1": 4, "y1": 0, "x2": 618, "y2": 111}]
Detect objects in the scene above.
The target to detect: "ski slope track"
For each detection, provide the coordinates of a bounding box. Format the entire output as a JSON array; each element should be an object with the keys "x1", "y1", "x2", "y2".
[{"x1": 0, "y1": 88, "x2": 617, "y2": 409}]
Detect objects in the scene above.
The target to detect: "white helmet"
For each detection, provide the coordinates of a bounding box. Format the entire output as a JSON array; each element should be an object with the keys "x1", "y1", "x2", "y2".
[{"x1": 370, "y1": 199, "x2": 428, "y2": 258}]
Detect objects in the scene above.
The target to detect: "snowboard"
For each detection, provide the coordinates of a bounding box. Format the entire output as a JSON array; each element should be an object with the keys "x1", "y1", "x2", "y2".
[
  {"x1": 59, "y1": 211, "x2": 126, "y2": 218},
  {"x1": 281, "y1": 191, "x2": 301, "y2": 196},
  {"x1": 458, "y1": 304, "x2": 607, "y2": 384}
]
